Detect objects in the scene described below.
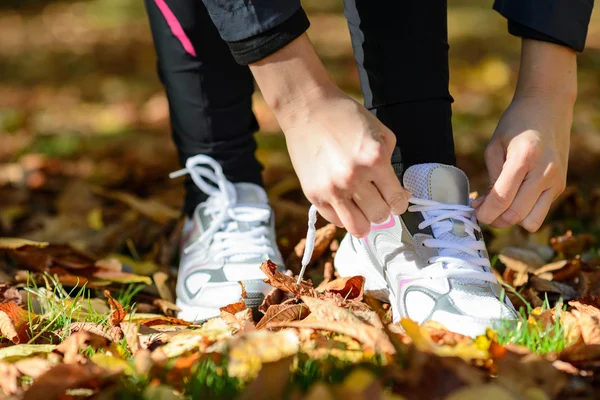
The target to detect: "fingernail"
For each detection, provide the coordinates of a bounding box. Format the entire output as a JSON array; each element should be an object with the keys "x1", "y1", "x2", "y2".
[{"x1": 471, "y1": 196, "x2": 485, "y2": 208}]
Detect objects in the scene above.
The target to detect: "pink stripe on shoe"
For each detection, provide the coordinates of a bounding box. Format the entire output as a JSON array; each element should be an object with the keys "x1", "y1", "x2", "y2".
[
  {"x1": 153, "y1": 0, "x2": 197, "y2": 57},
  {"x1": 362, "y1": 214, "x2": 396, "y2": 249}
]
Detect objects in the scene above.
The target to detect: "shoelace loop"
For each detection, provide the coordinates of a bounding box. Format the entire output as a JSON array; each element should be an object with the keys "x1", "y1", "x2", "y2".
[{"x1": 170, "y1": 155, "x2": 275, "y2": 262}]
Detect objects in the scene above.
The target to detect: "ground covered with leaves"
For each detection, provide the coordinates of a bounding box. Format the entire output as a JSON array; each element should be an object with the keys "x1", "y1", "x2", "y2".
[
  {"x1": 2, "y1": 0, "x2": 600, "y2": 399},
  {"x1": 1, "y1": 209, "x2": 600, "y2": 399}
]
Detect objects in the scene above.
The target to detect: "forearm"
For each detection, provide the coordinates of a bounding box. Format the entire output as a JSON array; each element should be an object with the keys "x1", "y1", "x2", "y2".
[
  {"x1": 249, "y1": 33, "x2": 335, "y2": 115},
  {"x1": 515, "y1": 39, "x2": 577, "y2": 104}
]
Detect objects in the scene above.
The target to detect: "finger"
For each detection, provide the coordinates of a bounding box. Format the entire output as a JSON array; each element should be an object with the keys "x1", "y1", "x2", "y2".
[
  {"x1": 476, "y1": 154, "x2": 528, "y2": 225},
  {"x1": 313, "y1": 203, "x2": 343, "y2": 227},
  {"x1": 373, "y1": 165, "x2": 410, "y2": 215},
  {"x1": 331, "y1": 198, "x2": 370, "y2": 238},
  {"x1": 520, "y1": 189, "x2": 554, "y2": 232},
  {"x1": 494, "y1": 176, "x2": 543, "y2": 226},
  {"x1": 470, "y1": 195, "x2": 486, "y2": 209},
  {"x1": 379, "y1": 129, "x2": 397, "y2": 158},
  {"x1": 352, "y1": 182, "x2": 391, "y2": 224}
]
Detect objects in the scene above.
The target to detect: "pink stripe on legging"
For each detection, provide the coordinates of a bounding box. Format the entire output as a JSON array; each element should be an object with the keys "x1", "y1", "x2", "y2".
[{"x1": 153, "y1": 0, "x2": 197, "y2": 57}]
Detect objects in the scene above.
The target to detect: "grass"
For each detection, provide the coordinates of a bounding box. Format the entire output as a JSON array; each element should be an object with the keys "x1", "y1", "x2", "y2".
[
  {"x1": 496, "y1": 292, "x2": 568, "y2": 355},
  {"x1": 25, "y1": 273, "x2": 110, "y2": 343}
]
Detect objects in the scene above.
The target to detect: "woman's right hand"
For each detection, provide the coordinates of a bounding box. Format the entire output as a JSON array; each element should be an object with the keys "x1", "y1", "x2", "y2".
[{"x1": 277, "y1": 84, "x2": 410, "y2": 237}]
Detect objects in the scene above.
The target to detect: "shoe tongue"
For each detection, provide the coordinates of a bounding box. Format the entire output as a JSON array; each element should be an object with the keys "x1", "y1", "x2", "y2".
[
  {"x1": 403, "y1": 163, "x2": 470, "y2": 205},
  {"x1": 233, "y1": 183, "x2": 268, "y2": 204}
]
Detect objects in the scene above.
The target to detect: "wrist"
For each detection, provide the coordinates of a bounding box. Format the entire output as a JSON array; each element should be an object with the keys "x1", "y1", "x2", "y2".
[
  {"x1": 515, "y1": 39, "x2": 577, "y2": 105},
  {"x1": 249, "y1": 33, "x2": 335, "y2": 115}
]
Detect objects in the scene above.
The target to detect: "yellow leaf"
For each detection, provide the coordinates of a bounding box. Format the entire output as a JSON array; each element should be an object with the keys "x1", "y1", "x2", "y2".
[
  {"x1": 91, "y1": 353, "x2": 134, "y2": 375},
  {"x1": 87, "y1": 208, "x2": 104, "y2": 231},
  {"x1": 400, "y1": 318, "x2": 433, "y2": 351},
  {"x1": 342, "y1": 368, "x2": 377, "y2": 392},
  {"x1": 401, "y1": 318, "x2": 488, "y2": 361},
  {"x1": 0, "y1": 237, "x2": 48, "y2": 250},
  {"x1": 227, "y1": 330, "x2": 299, "y2": 380}
]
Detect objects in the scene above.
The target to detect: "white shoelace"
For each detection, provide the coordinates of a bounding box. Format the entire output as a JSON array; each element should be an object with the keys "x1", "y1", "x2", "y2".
[
  {"x1": 298, "y1": 198, "x2": 497, "y2": 284},
  {"x1": 170, "y1": 155, "x2": 276, "y2": 263},
  {"x1": 407, "y1": 197, "x2": 496, "y2": 283}
]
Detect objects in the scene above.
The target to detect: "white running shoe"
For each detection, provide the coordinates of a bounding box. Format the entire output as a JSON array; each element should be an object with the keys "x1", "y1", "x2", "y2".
[
  {"x1": 334, "y1": 163, "x2": 517, "y2": 337},
  {"x1": 170, "y1": 155, "x2": 284, "y2": 322}
]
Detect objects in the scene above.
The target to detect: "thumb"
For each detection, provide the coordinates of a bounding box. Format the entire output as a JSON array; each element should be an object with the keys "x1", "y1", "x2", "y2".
[
  {"x1": 472, "y1": 141, "x2": 504, "y2": 209},
  {"x1": 484, "y1": 141, "x2": 505, "y2": 191}
]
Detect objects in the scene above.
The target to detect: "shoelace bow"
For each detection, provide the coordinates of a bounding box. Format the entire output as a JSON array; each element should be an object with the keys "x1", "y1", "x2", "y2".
[
  {"x1": 170, "y1": 155, "x2": 275, "y2": 262},
  {"x1": 298, "y1": 198, "x2": 497, "y2": 284}
]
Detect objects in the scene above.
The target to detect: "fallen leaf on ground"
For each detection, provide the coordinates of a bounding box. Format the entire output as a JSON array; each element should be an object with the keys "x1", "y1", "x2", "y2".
[
  {"x1": 550, "y1": 231, "x2": 595, "y2": 259},
  {"x1": 220, "y1": 299, "x2": 247, "y2": 315},
  {"x1": 14, "y1": 357, "x2": 51, "y2": 378},
  {"x1": 104, "y1": 290, "x2": 126, "y2": 326},
  {"x1": 286, "y1": 224, "x2": 337, "y2": 274},
  {"x1": 55, "y1": 330, "x2": 112, "y2": 364},
  {"x1": 563, "y1": 300, "x2": 600, "y2": 344},
  {"x1": 499, "y1": 247, "x2": 545, "y2": 273},
  {"x1": 0, "y1": 344, "x2": 56, "y2": 362},
  {"x1": 256, "y1": 303, "x2": 310, "y2": 329},
  {"x1": 91, "y1": 353, "x2": 134, "y2": 375},
  {"x1": 0, "y1": 301, "x2": 31, "y2": 344},
  {"x1": 320, "y1": 276, "x2": 365, "y2": 301},
  {"x1": 138, "y1": 316, "x2": 191, "y2": 327},
  {"x1": 227, "y1": 329, "x2": 299, "y2": 380},
  {"x1": 528, "y1": 275, "x2": 579, "y2": 301},
  {"x1": 121, "y1": 322, "x2": 141, "y2": 355},
  {"x1": 400, "y1": 318, "x2": 488, "y2": 361},
  {"x1": 260, "y1": 260, "x2": 318, "y2": 297},
  {"x1": 57, "y1": 321, "x2": 123, "y2": 342},
  {"x1": 0, "y1": 238, "x2": 48, "y2": 250},
  {"x1": 92, "y1": 187, "x2": 179, "y2": 224},
  {"x1": 0, "y1": 362, "x2": 20, "y2": 396},
  {"x1": 23, "y1": 362, "x2": 114, "y2": 400},
  {"x1": 276, "y1": 296, "x2": 394, "y2": 354}
]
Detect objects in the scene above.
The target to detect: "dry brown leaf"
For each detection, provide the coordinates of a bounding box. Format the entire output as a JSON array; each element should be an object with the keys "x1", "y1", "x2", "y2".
[
  {"x1": 499, "y1": 247, "x2": 545, "y2": 273},
  {"x1": 54, "y1": 330, "x2": 112, "y2": 364},
  {"x1": 258, "y1": 287, "x2": 286, "y2": 313},
  {"x1": 275, "y1": 296, "x2": 394, "y2": 354},
  {"x1": 92, "y1": 187, "x2": 179, "y2": 224},
  {"x1": 551, "y1": 231, "x2": 595, "y2": 259},
  {"x1": 220, "y1": 299, "x2": 247, "y2": 315},
  {"x1": 57, "y1": 322, "x2": 124, "y2": 343},
  {"x1": 121, "y1": 322, "x2": 141, "y2": 356},
  {"x1": 23, "y1": 362, "x2": 114, "y2": 400},
  {"x1": 152, "y1": 298, "x2": 181, "y2": 318},
  {"x1": 153, "y1": 271, "x2": 175, "y2": 303},
  {"x1": 533, "y1": 260, "x2": 569, "y2": 280},
  {"x1": 320, "y1": 276, "x2": 365, "y2": 301},
  {"x1": 0, "y1": 301, "x2": 31, "y2": 344},
  {"x1": 495, "y1": 351, "x2": 567, "y2": 398},
  {"x1": 567, "y1": 300, "x2": 600, "y2": 344},
  {"x1": 14, "y1": 357, "x2": 51, "y2": 378},
  {"x1": 138, "y1": 317, "x2": 191, "y2": 327},
  {"x1": 104, "y1": 290, "x2": 126, "y2": 327},
  {"x1": 529, "y1": 275, "x2": 579, "y2": 300},
  {"x1": 0, "y1": 362, "x2": 20, "y2": 396},
  {"x1": 286, "y1": 224, "x2": 337, "y2": 274},
  {"x1": 260, "y1": 260, "x2": 318, "y2": 297},
  {"x1": 421, "y1": 321, "x2": 473, "y2": 346},
  {"x1": 256, "y1": 303, "x2": 310, "y2": 329}
]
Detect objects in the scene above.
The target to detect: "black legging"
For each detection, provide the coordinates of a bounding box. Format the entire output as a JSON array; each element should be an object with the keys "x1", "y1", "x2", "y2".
[{"x1": 144, "y1": 0, "x2": 456, "y2": 217}]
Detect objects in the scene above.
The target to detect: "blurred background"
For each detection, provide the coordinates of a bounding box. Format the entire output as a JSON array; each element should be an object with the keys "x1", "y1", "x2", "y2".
[{"x1": 1, "y1": 0, "x2": 599, "y2": 258}]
